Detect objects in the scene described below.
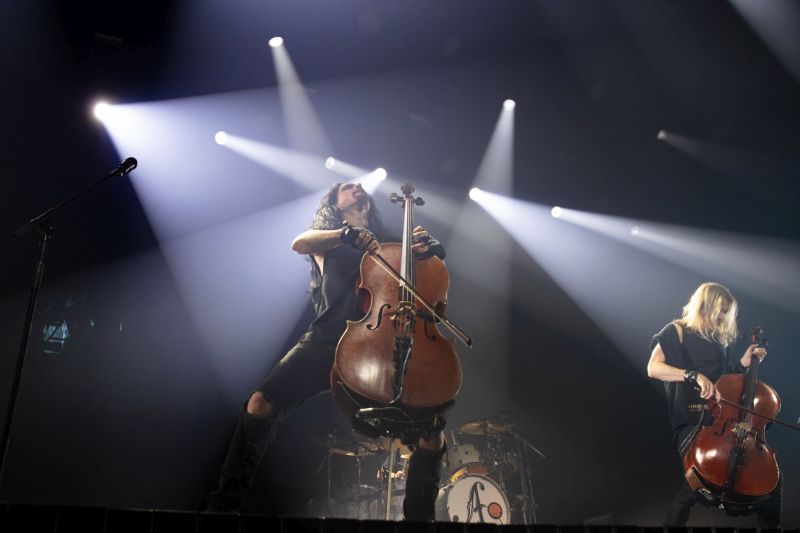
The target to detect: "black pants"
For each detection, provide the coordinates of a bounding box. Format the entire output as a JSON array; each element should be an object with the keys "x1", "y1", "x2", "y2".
[
  {"x1": 225, "y1": 339, "x2": 444, "y2": 519},
  {"x1": 664, "y1": 425, "x2": 782, "y2": 527}
]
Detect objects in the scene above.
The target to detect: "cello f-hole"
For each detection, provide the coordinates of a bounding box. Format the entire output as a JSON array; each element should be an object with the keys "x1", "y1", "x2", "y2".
[
  {"x1": 367, "y1": 303, "x2": 393, "y2": 331},
  {"x1": 713, "y1": 419, "x2": 731, "y2": 437}
]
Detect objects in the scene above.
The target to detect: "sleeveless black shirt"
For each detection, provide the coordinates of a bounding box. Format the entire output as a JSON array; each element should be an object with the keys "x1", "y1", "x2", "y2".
[
  {"x1": 650, "y1": 322, "x2": 744, "y2": 435},
  {"x1": 300, "y1": 245, "x2": 365, "y2": 342}
]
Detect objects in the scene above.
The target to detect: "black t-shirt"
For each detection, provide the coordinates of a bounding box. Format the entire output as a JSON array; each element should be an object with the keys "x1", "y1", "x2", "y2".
[{"x1": 650, "y1": 322, "x2": 743, "y2": 435}]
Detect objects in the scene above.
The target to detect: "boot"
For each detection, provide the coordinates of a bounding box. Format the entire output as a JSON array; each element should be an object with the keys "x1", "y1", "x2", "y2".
[
  {"x1": 204, "y1": 408, "x2": 275, "y2": 512},
  {"x1": 403, "y1": 445, "x2": 446, "y2": 521}
]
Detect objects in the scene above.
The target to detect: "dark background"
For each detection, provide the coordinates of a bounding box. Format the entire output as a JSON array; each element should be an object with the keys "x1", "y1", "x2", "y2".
[{"x1": 1, "y1": 0, "x2": 798, "y2": 526}]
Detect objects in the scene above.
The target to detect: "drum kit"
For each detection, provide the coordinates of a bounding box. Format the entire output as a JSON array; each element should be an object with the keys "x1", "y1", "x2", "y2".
[{"x1": 310, "y1": 412, "x2": 544, "y2": 524}]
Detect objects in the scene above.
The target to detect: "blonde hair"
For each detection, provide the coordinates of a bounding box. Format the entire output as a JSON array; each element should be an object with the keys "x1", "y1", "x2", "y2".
[{"x1": 677, "y1": 282, "x2": 738, "y2": 347}]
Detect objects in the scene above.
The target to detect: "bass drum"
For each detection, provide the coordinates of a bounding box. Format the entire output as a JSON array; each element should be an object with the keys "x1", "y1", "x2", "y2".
[
  {"x1": 444, "y1": 443, "x2": 487, "y2": 482},
  {"x1": 435, "y1": 474, "x2": 510, "y2": 525}
]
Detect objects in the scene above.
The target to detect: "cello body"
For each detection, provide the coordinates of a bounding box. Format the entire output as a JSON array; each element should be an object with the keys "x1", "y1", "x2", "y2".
[
  {"x1": 683, "y1": 340, "x2": 781, "y2": 511},
  {"x1": 331, "y1": 184, "x2": 462, "y2": 444}
]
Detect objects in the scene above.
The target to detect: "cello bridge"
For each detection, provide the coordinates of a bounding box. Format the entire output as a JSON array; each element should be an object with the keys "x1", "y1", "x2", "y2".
[
  {"x1": 732, "y1": 422, "x2": 754, "y2": 440},
  {"x1": 393, "y1": 301, "x2": 417, "y2": 321}
]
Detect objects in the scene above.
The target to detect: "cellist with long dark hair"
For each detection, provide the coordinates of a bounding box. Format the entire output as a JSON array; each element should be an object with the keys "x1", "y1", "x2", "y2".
[
  {"x1": 647, "y1": 282, "x2": 782, "y2": 526},
  {"x1": 204, "y1": 182, "x2": 447, "y2": 518}
]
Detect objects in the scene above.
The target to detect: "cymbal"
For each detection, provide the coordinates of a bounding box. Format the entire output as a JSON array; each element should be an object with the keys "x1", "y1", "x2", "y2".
[
  {"x1": 311, "y1": 433, "x2": 382, "y2": 456},
  {"x1": 459, "y1": 418, "x2": 512, "y2": 435},
  {"x1": 330, "y1": 445, "x2": 381, "y2": 457}
]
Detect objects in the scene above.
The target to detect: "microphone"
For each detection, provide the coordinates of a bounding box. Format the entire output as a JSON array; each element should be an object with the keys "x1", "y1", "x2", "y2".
[
  {"x1": 12, "y1": 156, "x2": 140, "y2": 238},
  {"x1": 112, "y1": 157, "x2": 138, "y2": 176}
]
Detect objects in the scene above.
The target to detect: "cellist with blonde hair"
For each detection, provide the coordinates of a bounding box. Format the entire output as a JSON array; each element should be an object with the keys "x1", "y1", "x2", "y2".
[{"x1": 647, "y1": 282, "x2": 782, "y2": 526}]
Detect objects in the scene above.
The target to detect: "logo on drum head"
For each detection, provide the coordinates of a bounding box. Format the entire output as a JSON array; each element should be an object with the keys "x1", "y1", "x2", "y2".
[
  {"x1": 487, "y1": 501, "x2": 503, "y2": 520},
  {"x1": 465, "y1": 480, "x2": 503, "y2": 522}
]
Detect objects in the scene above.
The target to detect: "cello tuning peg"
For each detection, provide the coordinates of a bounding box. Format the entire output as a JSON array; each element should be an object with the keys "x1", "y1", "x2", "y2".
[
  {"x1": 390, "y1": 193, "x2": 401, "y2": 204},
  {"x1": 414, "y1": 197, "x2": 425, "y2": 206}
]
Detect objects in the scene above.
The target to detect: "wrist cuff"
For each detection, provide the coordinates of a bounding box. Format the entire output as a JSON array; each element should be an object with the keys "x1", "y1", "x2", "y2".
[{"x1": 340, "y1": 224, "x2": 359, "y2": 246}]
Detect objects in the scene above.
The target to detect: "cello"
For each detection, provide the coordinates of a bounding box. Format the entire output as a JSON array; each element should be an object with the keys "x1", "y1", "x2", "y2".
[
  {"x1": 330, "y1": 182, "x2": 471, "y2": 445},
  {"x1": 682, "y1": 325, "x2": 781, "y2": 513}
]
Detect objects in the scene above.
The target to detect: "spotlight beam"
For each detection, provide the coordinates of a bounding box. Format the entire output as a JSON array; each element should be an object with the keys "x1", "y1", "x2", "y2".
[
  {"x1": 271, "y1": 42, "x2": 332, "y2": 156},
  {"x1": 558, "y1": 208, "x2": 800, "y2": 315},
  {"x1": 221, "y1": 133, "x2": 330, "y2": 190},
  {"x1": 730, "y1": 0, "x2": 800, "y2": 84},
  {"x1": 473, "y1": 102, "x2": 515, "y2": 195},
  {"x1": 324, "y1": 156, "x2": 369, "y2": 179}
]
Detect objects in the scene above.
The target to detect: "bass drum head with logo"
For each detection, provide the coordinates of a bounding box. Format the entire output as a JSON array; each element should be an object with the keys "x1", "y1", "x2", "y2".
[{"x1": 435, "y1": 474, "x2": 510, "y2": 524}]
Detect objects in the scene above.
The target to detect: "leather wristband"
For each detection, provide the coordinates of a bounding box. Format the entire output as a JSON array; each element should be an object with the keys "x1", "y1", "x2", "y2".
[
  {"x1": 340, "y1": 224, "x2": 360, "y2": 247},
  {"x1": 415, "y1": 236, "x2": 446, "y2": 261},
  {"x1": 683, "y1": 369, "x2": 698, "y2": 384}
]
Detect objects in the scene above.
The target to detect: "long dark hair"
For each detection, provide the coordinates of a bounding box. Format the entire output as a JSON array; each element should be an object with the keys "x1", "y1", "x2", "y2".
[
  {"x1": 309, "y1": 182, "x2": 388, "y2": 238},
  {"x1": 307, "y1": 182, "x2": 390, "y2": 288}
]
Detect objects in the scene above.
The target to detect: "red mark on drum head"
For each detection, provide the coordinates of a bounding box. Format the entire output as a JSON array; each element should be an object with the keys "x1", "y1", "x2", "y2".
[{"x1": 488, "y1": 502, "x2": 503, "y2": 519}]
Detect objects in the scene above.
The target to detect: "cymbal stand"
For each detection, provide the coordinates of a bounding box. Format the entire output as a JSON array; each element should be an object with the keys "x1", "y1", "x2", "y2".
[
  {"x1": 354, "y1": 455, "x2": 362, "y2": 519},
  {"x1": 493, "y1": 435, "x2": 507, "y2": 492},
  {"x1": 510, "y1": 429, "x2": 545, "y2": 524},
  {"x1": 448, "y1": 430, "x2": 459, "y2": 447},
  {"x1": 482, "y1": 426, "x2": 506, "y2": 492},
  {"x1": 384, "y1": 439, "x2": 396, "y2": 520},
  {"x1": 314, "y1": 429, "x2": 336, "y2": 515}
]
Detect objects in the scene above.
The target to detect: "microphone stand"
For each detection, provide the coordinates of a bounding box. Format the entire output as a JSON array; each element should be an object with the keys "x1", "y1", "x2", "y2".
[{"x1": 0, "y1": 158, "x2": 137, "y2": 490}]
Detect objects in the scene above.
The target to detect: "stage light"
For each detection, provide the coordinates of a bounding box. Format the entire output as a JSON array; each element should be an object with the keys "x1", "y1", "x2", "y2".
[
  {"x1": 325, "y1": 157, "x2": 336, "y2": 169},
  {"x1": 357, "y1": 167, "x2": 388, "y2": 194},
  {"x1": 269, "y1": 36, "x2": 284, "y2": 48},
  {"x1": 551, "y1": 206, "x2": 562, "y2": 218},
  {"x1": 657, "y1": 130, "x2": 667, "y2": 140},
  {"x1": 469, "y1": 187, "x2": 482, "y2": 201},
  {"x1": 94, "y1": 102, "x2": 111, "y2": 122},
  {"x1": 214, "y1": 131, "x2": 228, "y2": 146},
  {"x1": 503, "y1": 99, "x2": 516, "y2": 110},
  {"x1": 630, "y1": 226, "x2": 640, "y2": 236}
]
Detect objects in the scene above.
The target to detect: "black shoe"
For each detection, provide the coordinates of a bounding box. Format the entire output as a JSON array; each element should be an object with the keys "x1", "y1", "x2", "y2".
[{"x1": 204, "y1": 409, "x2": 275, "y2": 512}]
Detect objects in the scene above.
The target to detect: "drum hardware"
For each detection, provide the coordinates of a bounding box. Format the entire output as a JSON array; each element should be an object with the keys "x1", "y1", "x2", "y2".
[
  {"x1": 508, "y1": 428, "x2": 545, "y2": 524},
  {"x1": 449, "y1": 413, "x2": 545, "y2": 524},
  {"x1": 311, "y1": 430, "x2": 382, "y2": 457},
  {"x1": 449, "y1": 430, "x2": 459, "y2": 447},
  {"x1": 384, "y1": 438, "x2": 396, "y2": 520},
  {"x1": 455, "y1": 415, "x2": 514, "y2": 489},
  {"x1": 373, "y1": 438, "x2": 414, "y2": 520},
  {"x1": 312, "y1": 429, "x2": 338, "y2": 515},
  {"x1": 353, "y1": 454, "x2": 363, "y2": 518},
  {"x1": 380, "y1": 436, "x2": 412, "y2": 460},
  {"x1": 312, "y1": 434, "x2": 409, "y2": 520},
  {"x1": 311, "y1": 427, "x2": 384, "y2": 518},
  {"x1": 308, "y1": 416, "x2": 546, "y2": 522}
]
